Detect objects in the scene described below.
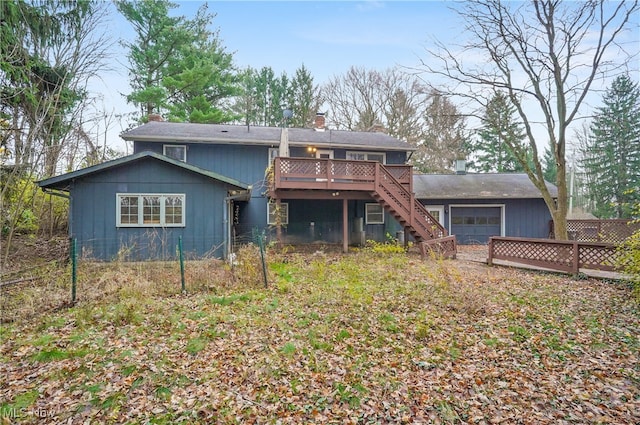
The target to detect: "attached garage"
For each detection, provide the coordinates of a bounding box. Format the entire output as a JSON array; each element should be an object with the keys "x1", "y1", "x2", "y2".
[
  {"x1": 450, "y1": 205, "x2": 503, "y2": 244},
  {"x1": 414, "y1": 172, "x2": 557, "y2": 245}
]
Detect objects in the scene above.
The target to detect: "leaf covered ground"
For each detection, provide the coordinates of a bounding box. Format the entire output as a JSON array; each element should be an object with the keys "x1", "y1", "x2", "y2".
[{"x1": 1, "y1": 250, "x2": 638, "y2": 424}]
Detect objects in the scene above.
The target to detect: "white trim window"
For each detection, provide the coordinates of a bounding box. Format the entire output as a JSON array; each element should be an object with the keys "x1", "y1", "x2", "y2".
[
  {"x1": 117, "y1": 194, "x2": 185, "y2": 227},
  {"x1": 268, "y1": 202, "x2": 288, "y2": 225},
  {"x1": 346, "y1": 151, "x2": 386, "y2": 164},
  {"x1": 163, "y1": 145, "x2": 187, "y2": 162},
  {"x1": 424, "y1": 205, "x2": 445, "y2": 226},
  {"x1": 365, "y1": 203, "x2": 384, "y2": 224}
]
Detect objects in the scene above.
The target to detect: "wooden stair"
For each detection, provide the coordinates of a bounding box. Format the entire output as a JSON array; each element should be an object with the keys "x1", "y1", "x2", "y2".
[{"x1": 371, "y1": 163, "x2": 447, "y2": 243}]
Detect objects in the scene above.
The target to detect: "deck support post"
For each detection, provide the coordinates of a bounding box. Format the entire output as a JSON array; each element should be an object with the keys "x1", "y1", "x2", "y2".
[
  {"x1": 343, "y1": 198, "x2": 348, "y2": 253},
  {"x1": 276, "y1": 199, "x2": 282, "y2": 243}
]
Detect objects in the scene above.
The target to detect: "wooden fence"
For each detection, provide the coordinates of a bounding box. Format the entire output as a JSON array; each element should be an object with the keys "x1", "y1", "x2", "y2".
[
  {"x1": 487, "y1": 236, "x2": 621, "y2": 275},
  {"x1": 550, "y1": 219, "x2": 639, "y2": 244},
  {"x1": 420, "y1": 235, "x2": 457, "y2": 260}
]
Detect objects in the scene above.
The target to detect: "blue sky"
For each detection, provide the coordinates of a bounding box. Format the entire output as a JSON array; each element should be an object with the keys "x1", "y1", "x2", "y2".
[{"x1": 95, "y1": 1, "x2": 638, "y2": 152}]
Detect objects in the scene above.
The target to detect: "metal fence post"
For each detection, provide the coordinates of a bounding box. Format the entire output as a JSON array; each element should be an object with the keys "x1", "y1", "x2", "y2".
[
  {"x1": 71, "y1": 238, "x2": 77, "y2": 304},
  {"x1": 178, "y1": 236, "x2": 185, "y2": 293}
]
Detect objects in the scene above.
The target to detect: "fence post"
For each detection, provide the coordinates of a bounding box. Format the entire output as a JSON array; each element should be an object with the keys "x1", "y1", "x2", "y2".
[
  {"x1": 572, "y1": 241, "x2": 580, "y2": 275},
  {"x1": 487, "y1": 238, "x2": 494, "y2": 266},
  {"x1": 178, "y1": 236, "x2": 186, "y2": 293},
  {"x1": 258, "y1": 231, "x2": 268, "y2": 288},
  {"x1": 71, "y1": 238, "x2": 77, "y2": 304}
]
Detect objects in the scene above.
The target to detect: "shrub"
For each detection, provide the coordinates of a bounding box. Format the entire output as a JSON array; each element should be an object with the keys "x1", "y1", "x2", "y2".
[{"x1": 617, "y1": 200, "x2": 640, "y2": 301}]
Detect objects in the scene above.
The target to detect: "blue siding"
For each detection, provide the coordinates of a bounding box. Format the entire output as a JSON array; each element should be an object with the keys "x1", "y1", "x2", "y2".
[
  {"x1": 419, "y1": 198, "x2": 552, "y2": 243},
  {"x1": 70, "y1": 158, "x2": 233, "y2": 260},
  {"x1": 134, "y1": 142, "x2": 408, "y2": 243}
]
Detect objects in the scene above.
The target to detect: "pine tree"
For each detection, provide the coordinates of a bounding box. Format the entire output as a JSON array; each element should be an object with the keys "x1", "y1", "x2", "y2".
[
  {"x1": 580, "y1": 74, "x2": 640, "y2": 218},
  {"x1": 116, "y1": 1, "x2": 237, "y2": 123},
  {"x1": 470, "y1": 92, "x2": 527, "y2": 173}
]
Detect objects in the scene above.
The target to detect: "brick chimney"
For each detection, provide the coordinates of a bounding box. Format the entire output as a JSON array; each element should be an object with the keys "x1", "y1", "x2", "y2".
[
  {"x1": 148, "y1": 113, "x2": 163, "y2": 122},
  {"x1": 368, "y1": 122, "x2": 386, "y2": 133},
  {"x1": 314, "y1": 112, "x2": 325, "y2": 131}
]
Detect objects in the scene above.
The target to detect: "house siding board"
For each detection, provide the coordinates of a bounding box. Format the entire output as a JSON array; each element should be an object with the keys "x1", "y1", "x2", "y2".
[
  {"x1": 134, "y1": 142, "x2": 269, "y2": 187},
  {"x1": 419, "y1": 198, "x2": 551, "y2": 243},
  {"x1": 71, "y1": 159, "x2": 230, "y2": 260}
]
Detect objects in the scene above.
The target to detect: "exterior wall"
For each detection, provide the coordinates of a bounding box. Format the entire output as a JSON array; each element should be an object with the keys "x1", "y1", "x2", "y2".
[
  {"x1": 420, "y1": 198, "x2": 552, "y2": 243},
  {"x1": 135, "y1": 141, "x2": 409, "y2": 244},
  {"x1": 70, "y1": 158, "x2": 232, "y2": 260},
  {"x1": 263, "y1": 199, "x2": 403, "y2": 245}
]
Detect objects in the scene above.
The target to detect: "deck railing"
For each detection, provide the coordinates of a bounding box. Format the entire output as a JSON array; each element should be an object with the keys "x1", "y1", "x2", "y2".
[
  {"x1": 272, "y1": 157, "x2": 412, "y2": 192},
  {"x1": 272, "y1": 157, "x2": 447, "y2": 242},
  {"x1": 488, "y1": 236, "x2": 621, "y2": 274}
]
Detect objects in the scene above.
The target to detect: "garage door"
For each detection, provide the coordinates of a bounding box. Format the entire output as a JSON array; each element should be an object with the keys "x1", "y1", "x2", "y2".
[{"x1": 451, "y1": 207, "x2": 501, "y2": 244}]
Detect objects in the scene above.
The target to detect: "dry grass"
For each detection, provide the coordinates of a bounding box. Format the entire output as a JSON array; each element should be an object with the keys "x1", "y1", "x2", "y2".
[{"x1": 1, "y1": 248, "x2": 638, "y2": 424}]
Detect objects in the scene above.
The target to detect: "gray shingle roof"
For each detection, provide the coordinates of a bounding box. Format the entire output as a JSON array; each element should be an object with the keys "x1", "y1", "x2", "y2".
[
  {"x1": 413, "y1": 173, "x2": 558, "y2": 199},
  {"x1": 120, "y1": 121, "x2": 413, "y2": 151},
  {"x1": 38, "y1": 151, "x2": 250, "y2": 192}
]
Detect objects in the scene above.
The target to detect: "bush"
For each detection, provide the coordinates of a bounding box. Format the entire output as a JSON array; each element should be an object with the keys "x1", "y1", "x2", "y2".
[{"x1": 617, "y1": 201, "x2": 640, "y2": 301}]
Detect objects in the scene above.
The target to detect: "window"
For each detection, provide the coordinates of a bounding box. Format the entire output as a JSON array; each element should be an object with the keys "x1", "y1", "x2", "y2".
[
  {"x1": 163, "y1": 145, "x2": 187, "y2": 162},
  {"x1": 117, "y1": 194, "x2": 185, "y2": 227},
  {"x1": 424, "y1": 205, "x2": 445, "y2": 226},
  {"x1": 268, "y1": 202, "x2": 288, "y2": 225},
  {"x1": 346, "y1": 151, "x2": 386, "y2": 163},
  {"x1": 365, "y1": 203, "x2": 384, "y2": 224}
]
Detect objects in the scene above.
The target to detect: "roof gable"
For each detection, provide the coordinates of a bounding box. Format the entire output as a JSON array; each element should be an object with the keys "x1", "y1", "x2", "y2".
[
  {"x1": 120, "y1": 121, "x2": 413, "y2": 151},
  {"x1": 413, "y1": 173, "x2": 557, "y2": 199},
  {"x1": 38, "y1": 151, "x2": 250, "y2": 192}
]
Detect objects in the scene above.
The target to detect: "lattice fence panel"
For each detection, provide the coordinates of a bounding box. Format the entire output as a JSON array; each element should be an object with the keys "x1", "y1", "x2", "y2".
[
  {"x1": 492, "y1": 239, "x2": 575, "y2": 272},
  {"x1": 578, "y1": 244, "x2": 619, "y2": 271},
  {"x1": 567, "y1": 219, "x2": 638, "y2": 244},
  {"x1": 421, "y1": 236, "x2": 457, "y2": 259}
]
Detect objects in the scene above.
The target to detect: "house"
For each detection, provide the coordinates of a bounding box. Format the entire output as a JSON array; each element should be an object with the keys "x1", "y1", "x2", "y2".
[
  {"x1": 38, "y1": 114, "x2": 446, "y2": 260},
  {"x1": 414, "y1": 171, "x2": 558, "y2": 244},
  {"x1": 38, "y1": 115, "x2": 555, "y2": 260}
]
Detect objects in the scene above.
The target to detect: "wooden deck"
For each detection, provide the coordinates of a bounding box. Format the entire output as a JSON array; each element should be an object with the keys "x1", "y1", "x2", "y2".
[{"x1": 270, "y1": 157, "x2": 448, "y2": 245}]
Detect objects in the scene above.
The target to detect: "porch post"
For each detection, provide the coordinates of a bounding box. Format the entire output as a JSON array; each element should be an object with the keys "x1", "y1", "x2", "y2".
[
  {"x1": 276, "y1": 199, "x2": 282, "y2": 243},
  {"x1": 343, "y1": 198, "x2": 348, "y2": 253}
]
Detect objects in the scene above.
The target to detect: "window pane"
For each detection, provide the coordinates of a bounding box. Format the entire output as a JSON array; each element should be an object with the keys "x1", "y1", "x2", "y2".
[
  {"x1": 268, "y1": 203, "x2": 288, "y2": 225},
  {"x1": 488, "y1": 216, "x2": 501, "y2": 225},
  {"x1": 367, "y1": 154, "x2": 384, "y2": 163},
  {"x1": 428, "y1": 210, "x2": 440, "y2": 222},
  {"x1": 143, "y1": 196, "x2": 161, "y2": 224},
  {"x1": 366, "y1": 204, "x2": 384, "y2": 224},
  {"x1": 164, "y1": 146, "x2": 186, "y2": 161},
  {"x1": 165, "y1": 196, "x2": 183, "y2": 224},
  {"x1": 347, "y1": 152, "x2": 365, "y2": 161},
  {"x1": 120, "y1": 196, "x2": 139, "y2": 224}
]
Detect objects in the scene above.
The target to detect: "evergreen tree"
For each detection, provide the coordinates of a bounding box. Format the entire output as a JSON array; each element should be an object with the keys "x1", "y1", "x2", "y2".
[
  {"x1": 287, "y1": 64, "x2": 322, "y2": 128},
  {"x1": 580, "y1": 74, "x2": 640, "y2": 218},
  {"x1": 116, "y1": 1, "x2": 237, "y2": 123},
  {"x1": 470, "y1": 92, "x2": 527, "y2": 173},
  {"x1": 413, "y1": 91, "x2": 467, "y2": 174},
  {"x1": 543, "y1": 144, "x2": 557, "y2": 183}
]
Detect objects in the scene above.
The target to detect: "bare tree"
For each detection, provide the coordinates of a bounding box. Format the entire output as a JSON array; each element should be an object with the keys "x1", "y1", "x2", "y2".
[
  {"x1": 323, "y1": 66, "x2": 430, "y2": 143},
  {"x1": 419, "y1": 0, "x2": 639, "y2": 239},
  {"x1": 0, "y1": 1, "x2": 113, "y2": 259}
]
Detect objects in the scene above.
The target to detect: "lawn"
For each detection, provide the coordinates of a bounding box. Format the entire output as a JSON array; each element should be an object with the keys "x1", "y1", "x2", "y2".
[{"x1": 1, "y1": 248, "x2": 638, "y2": 424}]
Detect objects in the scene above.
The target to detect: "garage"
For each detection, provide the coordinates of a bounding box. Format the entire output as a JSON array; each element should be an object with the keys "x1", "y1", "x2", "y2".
[{"x1": 450, "y1": 206, "x2": 502, "y2": 244}]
